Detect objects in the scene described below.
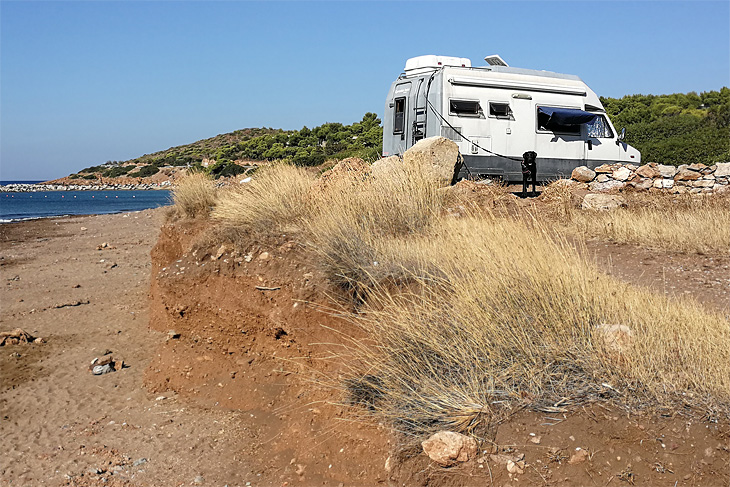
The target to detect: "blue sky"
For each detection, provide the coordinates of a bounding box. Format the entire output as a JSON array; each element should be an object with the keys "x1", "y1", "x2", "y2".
[{"x1": 1, "y1": 1, "x2": 728, "y2": 181}]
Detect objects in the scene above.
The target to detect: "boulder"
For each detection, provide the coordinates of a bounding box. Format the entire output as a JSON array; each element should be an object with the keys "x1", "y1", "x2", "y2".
[
  {"x1": 571, "y1": 166, "x2": 596, "y2": 182},
  {"x1": 635, "y1": 164, "x2": 660, "y2": 179},
  {"x1": 421, "y1": 431, "x2": 478, "y2": 466},
  {"x1": 403, "y1": 137, "x2": 461, "y2": 185},
  {"x1": 657, "y1": 165, "x2": 677, "y2": 178},
  {"x1": 581, "y1": 193, "x2": 627, "y2": 211},
  {"x1": 674, "y1": 168, "x2": 701, "y2": 181},
  {"x1": 596, "y1": 174, "x2": 610, "y2": 183},
  {"x1": 715, "y1": 162, "x2": 730, "y2": 178},
  {"x1": 611, "y1": 167, "x2": 632, "y2": 182},
  {"x1": 589, "y1": 180, "x2": 625, "y2": 192},
  {"x1": 688, "y1": 163, "x2": 707, "y2": 171},
  {"x1": 371, "y1": 155, "x2": 402, "y2": 179}
]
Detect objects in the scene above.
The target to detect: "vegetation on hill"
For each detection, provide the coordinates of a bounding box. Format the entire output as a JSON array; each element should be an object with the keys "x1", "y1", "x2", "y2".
[
  {"x1": 70, "y1": 88, "x2": 729, "y2": 181},
  {"x1": 74, "y1": 113, "x2": 383, "y2": 180},
  {"x1": 602, "y1": 87, "x2": 729, "y2": 166}
]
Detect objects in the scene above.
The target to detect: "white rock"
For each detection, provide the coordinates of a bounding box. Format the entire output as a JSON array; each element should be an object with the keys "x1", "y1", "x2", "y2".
[
  {"x1": 611, "y1": 167, "x2": 632, "y2": 181},
  {"x1": 421, "y1": 431, "x2": 478, "y2": 466},
  {"x1": 657, "y1": 164, "x2": 677, "y2": 178},
  {"x1": 581, "y1": 193, "x2": 626, "y2": 211},
  {"x1": 589, "y1": 180, "x2": 625, "y2": 192},
  {"x1": 713, "y1": 162, "x2": 730, "y2": 177},
  {"x1": 571, "y1": 166, "x2": 596, "y2": 183},
  {"x1": 403, "y1": 136, "x2": 461, "y2": 186}
]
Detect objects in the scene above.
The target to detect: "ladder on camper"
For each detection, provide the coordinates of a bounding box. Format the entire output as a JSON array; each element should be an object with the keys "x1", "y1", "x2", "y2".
[{"x1": 412, "y1": 78, "x2": 428, "y2": 145}]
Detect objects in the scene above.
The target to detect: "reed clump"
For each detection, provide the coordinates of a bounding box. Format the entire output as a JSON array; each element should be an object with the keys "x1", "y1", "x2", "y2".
[
  {"x1": 171, "y1": 171, "x2": 218, "y2": 218},
  {"x1": 211, "y1": 164, "x2": 316, "y2": 238}
]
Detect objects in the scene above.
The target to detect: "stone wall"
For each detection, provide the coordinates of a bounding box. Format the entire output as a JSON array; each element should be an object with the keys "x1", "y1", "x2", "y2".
[{"x1": 569, "y1": 162, "x2": 730, "y2": 194}]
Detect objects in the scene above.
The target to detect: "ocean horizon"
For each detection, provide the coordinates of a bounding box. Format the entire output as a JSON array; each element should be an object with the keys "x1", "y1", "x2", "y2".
[{"x1": 1, "y1": 189, "x2": 172, "y2": 223}]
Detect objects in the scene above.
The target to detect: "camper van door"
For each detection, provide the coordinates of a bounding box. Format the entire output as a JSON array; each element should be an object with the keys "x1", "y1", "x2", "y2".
[{"x1": 583, "y1": 113, "x2": 619, "y2": 165}]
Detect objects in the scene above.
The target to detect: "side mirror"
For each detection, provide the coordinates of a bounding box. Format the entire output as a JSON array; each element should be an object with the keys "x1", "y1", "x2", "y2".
[{"x1": 616, "y1": 127, "x2": 626, "y2": 145}]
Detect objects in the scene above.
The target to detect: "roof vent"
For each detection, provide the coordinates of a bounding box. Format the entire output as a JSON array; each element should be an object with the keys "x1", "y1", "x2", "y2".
[{"x1": 484, "y1": 54, "x2": 509, "y2": 67}]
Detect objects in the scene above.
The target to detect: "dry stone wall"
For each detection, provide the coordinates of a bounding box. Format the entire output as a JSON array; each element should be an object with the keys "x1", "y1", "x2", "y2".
[{"x1": 569, "y1": 162, "x2": 730, "y2": 194}]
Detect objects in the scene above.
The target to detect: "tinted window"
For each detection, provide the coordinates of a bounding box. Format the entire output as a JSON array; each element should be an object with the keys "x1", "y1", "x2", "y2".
[
  {"x1": 393, "y1": 97, "x2": 405, "y2": 134},
  {"x1": 489, "y1": 102, "x2": 513, "y2": 119},
  {"x1": 450, "y1": 99, "x2": 482, "y2": 117}
]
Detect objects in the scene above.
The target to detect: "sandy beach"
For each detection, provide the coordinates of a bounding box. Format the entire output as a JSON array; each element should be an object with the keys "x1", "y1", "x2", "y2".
[{"x1": 0, "y1": 209, "x2": 258, "y2": 486}]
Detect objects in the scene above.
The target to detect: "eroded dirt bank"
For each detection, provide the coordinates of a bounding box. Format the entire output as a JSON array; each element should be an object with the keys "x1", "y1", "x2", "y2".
[{"x1": 144, "y1": 216, "x2": 730, "y2": 486}]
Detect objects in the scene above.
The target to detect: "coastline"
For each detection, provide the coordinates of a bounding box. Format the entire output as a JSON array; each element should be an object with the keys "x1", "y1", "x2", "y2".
[{"x1": 1, "y1": 182, "x2": 171, "y2": 192}]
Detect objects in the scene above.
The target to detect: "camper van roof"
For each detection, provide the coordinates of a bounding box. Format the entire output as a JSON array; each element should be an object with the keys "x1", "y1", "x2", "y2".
[
  {"x1": 404, "y1": 55, "x2": 472, "y2": 72},
  {"x1": 403, "y1": 55, "x2": 583, "y2": 82}
]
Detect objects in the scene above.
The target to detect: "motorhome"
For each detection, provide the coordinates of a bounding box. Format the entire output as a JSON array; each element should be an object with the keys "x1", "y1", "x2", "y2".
[{"x1": 382, "y1": 55, "x2": 641, "y2": 181}]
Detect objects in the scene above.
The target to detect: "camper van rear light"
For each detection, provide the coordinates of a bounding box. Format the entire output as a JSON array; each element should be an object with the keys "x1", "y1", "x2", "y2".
[{"x1": 448, "y1": 77, "x2": 587, "y2": 96}]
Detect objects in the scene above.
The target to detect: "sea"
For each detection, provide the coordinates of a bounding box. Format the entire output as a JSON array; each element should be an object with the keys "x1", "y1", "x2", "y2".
[{"x1": 0, "y1": 181, "x2": 172, "y2": 223}]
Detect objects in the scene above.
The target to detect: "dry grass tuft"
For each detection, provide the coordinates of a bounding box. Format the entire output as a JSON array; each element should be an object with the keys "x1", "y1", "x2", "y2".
[
  {"x1": 571, "y1": 192, "x2": 730, "y2": 253},
  {"x1": 336, "y1": 216, "x2": 730, "y2": 441},
  {"x1": 211, "y1": 164, "x2": 316, "y2": 239},
  {"x1": 306, "y1": 162, "x2": 445, "y2": 290},
  {"x1": 171, "y1": 172, "x2": 218, "y2": 219}
]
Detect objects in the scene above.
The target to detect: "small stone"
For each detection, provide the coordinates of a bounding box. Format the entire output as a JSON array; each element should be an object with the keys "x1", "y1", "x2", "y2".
[
  {"x1": 568, "y1": 448, "x2": 590, "y2": 464},
  {"x1": 215, "y1": 245, "x2": 227, "y2": 260},
  {"x1": 507, "y1": 460, "x2": 524, "y2": 474},
  {"x1": 156, "y1": 395, "x2": 166, "y2": 401},
  {"x1": 258, "y1": 252, "x2": 271, "y2": 261},
  {"x1": 133, "y1": 458, "x2": 148, "y2": 467},
  {"x1": 193, "y1": 475, "x2": 204, "y2": 485},
  {"x1": 92, "y1": 364, "x2": 114, "y2": 375},
  {"x1": 167, "y1": 330, "x2": 181, "y2": 340},
  {"x1": 529, "y1": 435, "x2": 542, "y2": 444},
  {"x1": 594, "y1": 164, "x2": 615, "y2": 173},
  {"x1": 422, "y1": 431, "x2": 478, "y2": 466}
]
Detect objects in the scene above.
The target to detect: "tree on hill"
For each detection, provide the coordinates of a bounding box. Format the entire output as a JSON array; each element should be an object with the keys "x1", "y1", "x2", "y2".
[{"x1": 601, "y1": 88, "x2": 729, "y2": 165}]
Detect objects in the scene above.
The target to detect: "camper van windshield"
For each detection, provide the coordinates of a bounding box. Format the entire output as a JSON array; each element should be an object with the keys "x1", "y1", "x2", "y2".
[{"x1": 586, "y1": 115, "x2": 614, "y2": 138}]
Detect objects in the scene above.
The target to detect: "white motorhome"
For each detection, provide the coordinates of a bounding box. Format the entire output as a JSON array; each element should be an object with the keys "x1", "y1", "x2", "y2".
[{"x1": 382, "y1": 55, "x2": 641, "y2": 181}]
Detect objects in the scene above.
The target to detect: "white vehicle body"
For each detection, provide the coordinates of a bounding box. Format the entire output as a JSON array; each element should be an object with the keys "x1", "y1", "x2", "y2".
[{"x1": 382, "y1": 55, "x2": 641, "y2": 181}]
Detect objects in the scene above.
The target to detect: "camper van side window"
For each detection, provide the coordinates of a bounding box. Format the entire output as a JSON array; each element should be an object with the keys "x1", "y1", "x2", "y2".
[
  {"x1": 586, "y1": 115, "x2": 614, "y2": 138},
  {"x1": 489, "y1": 102, "x2": 513, "y2": 120},
  {"x1": 393, "y1": 97, "x2": 406, "y2": 134},
  {"x1": 536, "y1": 106, "x2": 581, "y2": 135},
  {"x1": 449, "y1": 99, "x2": 483, "y2": 117}
]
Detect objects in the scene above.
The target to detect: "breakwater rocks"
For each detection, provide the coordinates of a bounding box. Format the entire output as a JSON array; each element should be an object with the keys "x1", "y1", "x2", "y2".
[
  {"x1": 569, "y1": 162, "x2": 730, "y2": 194},
  {"x1": 1, "y1": 181, "x2": 171, "y2": 192}
]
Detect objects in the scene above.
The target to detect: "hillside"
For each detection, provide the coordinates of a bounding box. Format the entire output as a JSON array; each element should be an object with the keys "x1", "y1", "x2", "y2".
[{"x1": 59, "y1": 88, "x2": 729, "y2": 185}]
